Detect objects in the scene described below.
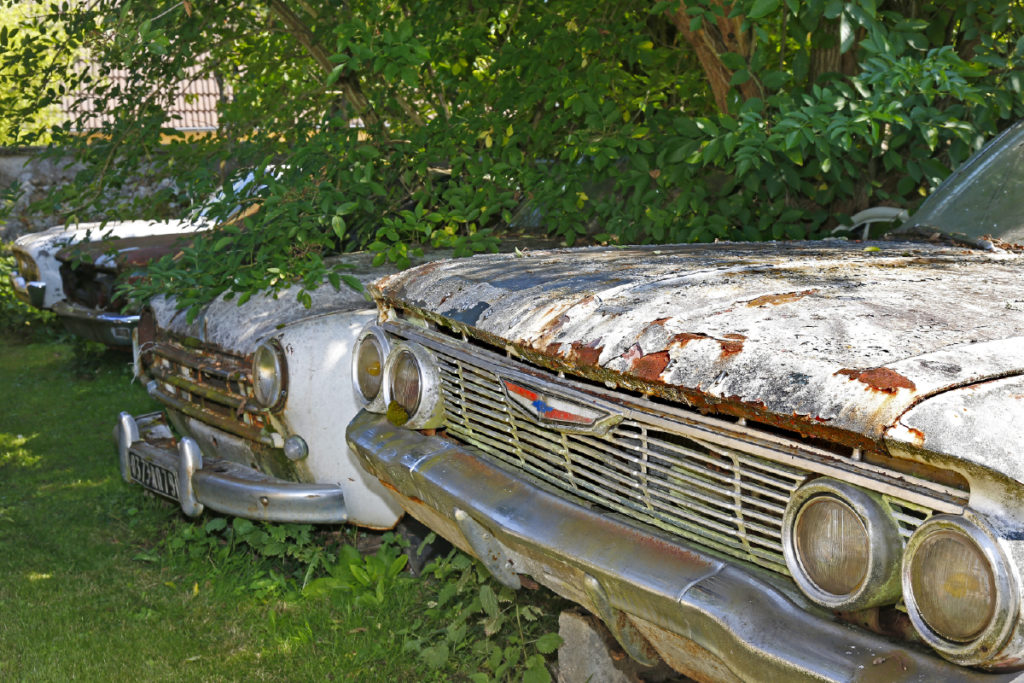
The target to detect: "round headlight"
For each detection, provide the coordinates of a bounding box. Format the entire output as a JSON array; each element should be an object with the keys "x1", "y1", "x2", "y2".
[
  {"x1": 782, "y1": 479, "x2": 902, "y2": 610},
  {"x1": 383, "y1": 341, "x2": 445, "y2": 430},
  {"x1": 794, "y1": 496, "x2": 869, "y2": 595},
  {"x1": 902, "y1": 515, "x2": 1016, "y2": 664},
  {"x1": 252, "y1": 340, "x2": 287, "y2": 409},
  {"x1": 352, "y1": 325, "x2": 390, "y2": 410},
  {"x1": 389, "y1": 349, "x2": 422, "y2": 417}
]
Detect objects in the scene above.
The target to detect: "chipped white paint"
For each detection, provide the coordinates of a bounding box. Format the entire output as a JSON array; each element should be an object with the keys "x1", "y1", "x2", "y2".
[{"x1": 373, "y1": 240, "x2": 1024, "y2": 443}]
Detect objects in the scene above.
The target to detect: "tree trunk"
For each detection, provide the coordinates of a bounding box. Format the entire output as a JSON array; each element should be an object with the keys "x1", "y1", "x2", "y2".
[{"x1": 666, "y1": 1, "x2": 760, "y2": 113}]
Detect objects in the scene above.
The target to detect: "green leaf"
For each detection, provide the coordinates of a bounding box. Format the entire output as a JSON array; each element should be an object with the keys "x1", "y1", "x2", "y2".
[
  {"x1": 534, "y1": 632, "x2": 563, "y2": 654},
  {"x1": 420, "y1": 644, "x2": 449, "y2": 668},
  {"x1": 746, "y1": 0, "x2": 780, "y2": 20},
  {"x1": 479, "y1": 584, "x2": 500, "y2": 618}
]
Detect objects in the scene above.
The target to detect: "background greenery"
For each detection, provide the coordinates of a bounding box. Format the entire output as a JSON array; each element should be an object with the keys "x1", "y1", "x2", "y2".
[{"x1": 2, "y1": 0, "x2": 1022, "y2": 311}]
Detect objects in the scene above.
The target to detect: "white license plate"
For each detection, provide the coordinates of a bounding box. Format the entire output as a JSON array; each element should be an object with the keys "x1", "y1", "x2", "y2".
[{"x1": 128, "y1": 452, "x2": 180, "y2": 500}]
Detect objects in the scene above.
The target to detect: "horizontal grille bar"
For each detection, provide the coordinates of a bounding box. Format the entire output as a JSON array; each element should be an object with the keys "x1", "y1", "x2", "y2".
[{"x1": 145, "y1": 339, "x2": 269, "y2": 441}]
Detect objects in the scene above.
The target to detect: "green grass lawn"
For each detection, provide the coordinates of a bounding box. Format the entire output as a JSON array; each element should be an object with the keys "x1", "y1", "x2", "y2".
[{"x1": 0, "y1": 337, "x2": 565, "y2": 681}]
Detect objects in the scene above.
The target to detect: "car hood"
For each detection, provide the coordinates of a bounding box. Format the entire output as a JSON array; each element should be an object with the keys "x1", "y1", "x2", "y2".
[
  {"x1": 13, "y1": 218, "x2": 210, "y2": 259},
  {"x1": 149, "y1": 252, "x2": 425, "y2": 354},
  {"x1": 371, "y1": 240, "x2": 1024, "y2": 444}
]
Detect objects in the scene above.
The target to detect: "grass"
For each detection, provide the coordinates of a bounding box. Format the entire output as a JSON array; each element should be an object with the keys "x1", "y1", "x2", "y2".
[{"x1": 0, "y1": 335, "x2": 567, "y2": 682}]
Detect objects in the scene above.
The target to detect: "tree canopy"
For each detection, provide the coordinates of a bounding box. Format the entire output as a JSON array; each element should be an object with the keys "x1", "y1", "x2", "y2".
[{"x1": 2, "y1": 0, "x2": 1023, "y2": 311}]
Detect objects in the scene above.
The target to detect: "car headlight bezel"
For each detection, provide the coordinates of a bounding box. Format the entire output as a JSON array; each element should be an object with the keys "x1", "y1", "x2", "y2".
[
  {"x1": 353, "y1": 325, "x2": 391, "y2": 411},
  {"x1": 252, "y1": 339, "x2": 288, "y2": 410},
  {"x1": 782, "y1": 478, "x2": 903, "y2": 611},
  {"x1": 901, "y1": 514, "x2": 1018, "y2": 665},
  {"x1": 383, "y1": 340, "x2": 445, "y2": 430}
]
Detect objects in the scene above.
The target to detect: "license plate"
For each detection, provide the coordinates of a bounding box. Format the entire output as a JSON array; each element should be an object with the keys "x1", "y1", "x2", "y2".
[{"x1": 128, "y1": 452, "x2": 180, "y2": 500}]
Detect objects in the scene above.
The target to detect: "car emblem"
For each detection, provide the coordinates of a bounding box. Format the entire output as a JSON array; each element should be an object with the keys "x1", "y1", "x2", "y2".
[{"x1": 502, "y1": 380, "x2": 622, "y2": 435}]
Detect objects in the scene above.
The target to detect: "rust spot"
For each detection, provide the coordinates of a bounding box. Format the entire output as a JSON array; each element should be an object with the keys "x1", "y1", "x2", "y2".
[
  {"x1": 540, "y1": 342, "x2": 564, "y2": 357},
  {"x1": 670, "y1": 332, "x2": 710, "y2": 348},
  {"x1": 722, "y1": 333, "x2": 746, "y2": 340},
  {"x1": 905, "y1": 427, "x2": 925, "y2": 447},
  {"x1": 745, "y1": 289, "x2": 817, "y2": 307},
  {"x1": 836, "y1": 367, "x2": 917, "y2": 393},
  {"x1": 649, "y1": 317, "x2": 671, "y2": 326},
  {"x1": 570, "y1": 340, "x2": 603, "y2": 365},
  {"x1": 631, "y1": 350, "x2": 670, "y2": 382},
  {"x1": 720, "y1": 337, "x2": 745, "y2": 356}
]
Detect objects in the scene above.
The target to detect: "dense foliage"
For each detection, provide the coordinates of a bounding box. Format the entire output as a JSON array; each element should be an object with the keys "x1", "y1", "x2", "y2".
[{"x1": 2, "y1": 0, "x2": 1023, "y2": 310}]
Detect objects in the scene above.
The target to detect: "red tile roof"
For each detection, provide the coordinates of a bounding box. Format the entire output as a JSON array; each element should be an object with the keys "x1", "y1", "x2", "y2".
[{"x1": 63, "y1": 65, "x2": 228, "y2": 132}]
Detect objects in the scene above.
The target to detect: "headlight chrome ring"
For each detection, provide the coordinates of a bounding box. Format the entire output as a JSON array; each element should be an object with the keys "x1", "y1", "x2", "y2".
[
  {"x1": 352, "y1": 325, "x2": 391, "y2": 411},
  {"x1": 383, "y1": 340, "x2": 445, "y2": 430},
  {"x1": 902, "y1": 514, "x2": 1017, "y2": 665},
  {"x1": 252, "y1": 339, "x2": 287, "y2": 410},
  {"x1": 782, "y1": 478, "x2": 903, "y2": 610}
]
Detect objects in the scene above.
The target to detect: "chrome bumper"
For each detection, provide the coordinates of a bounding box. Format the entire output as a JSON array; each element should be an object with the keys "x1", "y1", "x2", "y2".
[
  {"x1": 52, "y1": 300, "x2": 138, "y2": 346},
  {"x1": 347, "y1": 411, "x2": 1018, "y2": 682},
  {"x1": 116, "y1": 411, "x2": 347, "y2": 523},
  {"x1": 9, "y1": 270, "x2": 45, "y2": 308}
]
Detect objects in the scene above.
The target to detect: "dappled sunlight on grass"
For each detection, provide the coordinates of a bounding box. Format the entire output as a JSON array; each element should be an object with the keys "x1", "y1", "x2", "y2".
[
  {"x1": 0, "y1": 432, "x2": 41, "y2": 469},
  {"x1": 26, "y1": 572, "x2": 52, "y2": 581}
]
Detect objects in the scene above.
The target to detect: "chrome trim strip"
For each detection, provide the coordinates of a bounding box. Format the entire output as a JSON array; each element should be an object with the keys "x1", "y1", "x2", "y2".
[{"x1": 348, "y1": 411, "x2": 1006, "y2": 681}]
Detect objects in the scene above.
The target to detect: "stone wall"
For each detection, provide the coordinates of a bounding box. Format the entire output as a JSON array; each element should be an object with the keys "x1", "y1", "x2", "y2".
[{"x1": 0, "y1": 147, "x2": 181, "y2": 242}]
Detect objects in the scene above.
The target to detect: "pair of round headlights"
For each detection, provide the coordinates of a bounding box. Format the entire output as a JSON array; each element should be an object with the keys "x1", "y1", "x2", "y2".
[
  {"x1": 353, "y1": 326, "x2": 445, "y2": 429},
  {"x1": 783, "y1": 479, "x2": 1015, "y2": 665}
]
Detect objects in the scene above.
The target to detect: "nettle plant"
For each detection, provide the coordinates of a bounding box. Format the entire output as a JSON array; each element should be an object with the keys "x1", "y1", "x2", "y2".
[{"x1": 3, "y1": 0, "x2": 1023, "y2": 309}]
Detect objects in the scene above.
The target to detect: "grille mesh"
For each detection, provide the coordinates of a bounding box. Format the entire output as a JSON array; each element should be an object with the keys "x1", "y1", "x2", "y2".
[{"x1": 425, "y1": 340, "x2": 941, "y2": 573}]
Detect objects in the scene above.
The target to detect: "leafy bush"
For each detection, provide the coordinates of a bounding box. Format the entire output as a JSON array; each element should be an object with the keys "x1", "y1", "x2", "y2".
[
  {"x1": 0, "y1": 244, "x2": 59, "y2": 340},
  {"x1": 3, "y1": 0, "x2": 1023, "y2": 311}
]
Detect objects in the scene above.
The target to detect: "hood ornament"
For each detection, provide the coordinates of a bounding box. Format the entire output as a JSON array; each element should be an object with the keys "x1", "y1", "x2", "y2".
[{"x1": 502, "y1": 380, "x2": 622, "y2": 436}]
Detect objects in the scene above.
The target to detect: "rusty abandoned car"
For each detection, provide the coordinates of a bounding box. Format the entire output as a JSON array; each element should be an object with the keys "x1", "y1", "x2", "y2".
[
  {"x1": 345, "y1": 120, "x2": 1024, "y2": 681},
  {"x1": 9, "y1": 168, "x2": 265, "y2": 346},
  {"x1": 115, "y1": 254, "x2": 408, "y2": 529}
]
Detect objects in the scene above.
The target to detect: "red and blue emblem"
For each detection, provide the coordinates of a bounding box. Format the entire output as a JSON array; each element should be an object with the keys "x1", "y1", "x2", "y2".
[{"x1": 503, "y1": 380, "x2": 613, "y2": 431}]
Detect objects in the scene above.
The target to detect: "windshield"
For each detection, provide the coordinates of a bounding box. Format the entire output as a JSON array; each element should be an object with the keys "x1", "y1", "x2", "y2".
[{"x1": 901, "y1": 120, "x2": 1024, "y2": 244}]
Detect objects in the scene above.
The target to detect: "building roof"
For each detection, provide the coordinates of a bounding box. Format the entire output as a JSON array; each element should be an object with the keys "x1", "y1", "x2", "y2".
[{"x1": 63, "y1": 65, "x2": 227, "y2": 132}]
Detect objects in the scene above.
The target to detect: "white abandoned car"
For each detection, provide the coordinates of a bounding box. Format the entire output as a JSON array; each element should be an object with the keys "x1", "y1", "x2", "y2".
[
  {"x1": 114, "y1": 254, "x2": 409, "y2": 528},
  {"x1": 346, "y1": 120, "x2": 1024, "y2": 680},
  {"x1": 8, "y1": 169, "x2": 264, "y2": 346}
]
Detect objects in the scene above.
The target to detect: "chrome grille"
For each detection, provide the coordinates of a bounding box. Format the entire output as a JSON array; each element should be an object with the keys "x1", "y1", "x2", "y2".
[
  {"x1": 144, "y1": 339, "x2": 273, "y2": 445},
  {"x1": 391, "y1": 324, "x2": 964, "y2": 574}
]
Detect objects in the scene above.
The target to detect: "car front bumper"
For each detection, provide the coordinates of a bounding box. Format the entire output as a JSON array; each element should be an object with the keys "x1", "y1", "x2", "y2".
[
  {"x1": 52, "y1": 300, "x2": 138, "y2": 346},
  {"x1": 116, "y1": 411, "x2": 348, "y2": 523},
  {"x1": 346, "y1": 410, "x2": 1019, "y2": 682}
]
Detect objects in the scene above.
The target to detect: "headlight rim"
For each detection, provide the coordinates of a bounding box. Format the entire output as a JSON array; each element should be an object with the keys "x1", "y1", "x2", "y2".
[
  {"x1": 382, "y1": 340, "x2": 445, "y2": 430},
  {"x1": 782, "y1": 478, "x2": 904, "y2": 611},
  {"x1": 352, "y1": 324, "x2": 391, "y2": 412},
  {"x1": 901, "y1": 514, "x2": 1018, "y2": 665},
  {"x1": 251, "y1": 338, "x2": 288, "y2": 411}
]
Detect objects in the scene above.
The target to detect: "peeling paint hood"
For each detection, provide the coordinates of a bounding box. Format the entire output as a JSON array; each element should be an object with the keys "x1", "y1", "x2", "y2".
[
  {"x1": 372, "y1": 240, "x2": 1024, "y2": 441},
  {"x1": 150, "y1": 251, "x2": 451, "y2": 354}
]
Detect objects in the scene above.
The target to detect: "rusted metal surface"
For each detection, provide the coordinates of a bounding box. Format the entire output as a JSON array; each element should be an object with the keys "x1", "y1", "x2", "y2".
[
  {"x1": 347, "y1": 411, "x2": 1012, "y2": 681},
  {"x1": 372, "y1": 241, "x2": 1024, "y2": 449}
]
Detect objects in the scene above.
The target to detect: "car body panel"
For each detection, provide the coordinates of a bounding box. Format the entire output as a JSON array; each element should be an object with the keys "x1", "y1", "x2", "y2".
[{"x1": 372, "y1": 241, "x2": 1024, "y2": 448}]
